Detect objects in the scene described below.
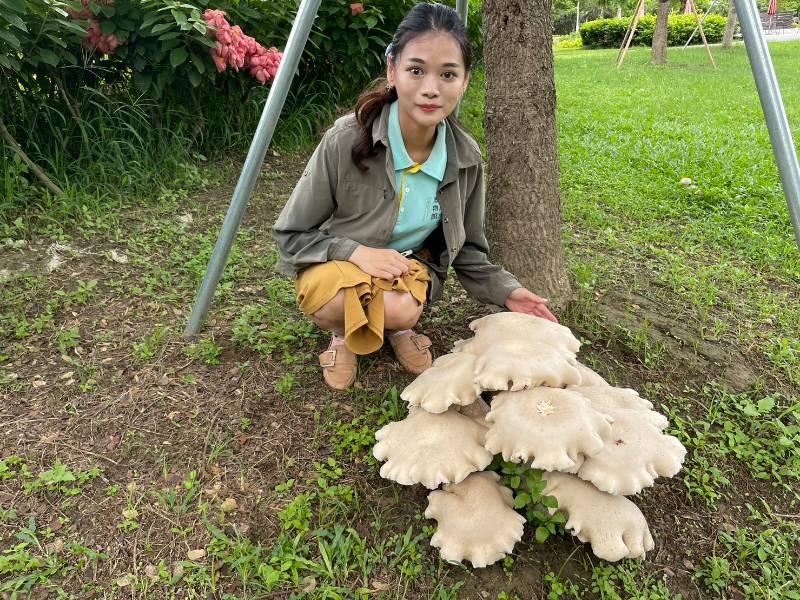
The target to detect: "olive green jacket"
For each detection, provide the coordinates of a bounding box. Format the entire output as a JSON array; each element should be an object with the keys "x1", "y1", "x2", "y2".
[{"x1": 271, "y1": 103, "x2": 521, "y2": 307}]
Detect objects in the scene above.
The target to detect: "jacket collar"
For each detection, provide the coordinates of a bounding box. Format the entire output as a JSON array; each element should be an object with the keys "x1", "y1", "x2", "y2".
[{"x1": 371, "y1": 101, "x2": 482, "y2": 184}]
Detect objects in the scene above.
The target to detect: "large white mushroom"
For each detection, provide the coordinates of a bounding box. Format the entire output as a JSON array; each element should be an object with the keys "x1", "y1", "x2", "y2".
[
  {"x1": 453, "y1": 313, "x2": 582, "y2": 391},
  {"x1": 570, "y1": 385, "x2": 669, "y2": 431},
  {"x1": 400, "y1": 352, "x2": 481, "y2": 414},
  {"x1": 542, "y1": 472, "x2": 655, "y2": 561},
  {"x1": 425, "y1": 471, "x2": 526, "y2": 568},
  {"x1": 373, "y1": 407, "x2": 493, "y2": 489},
  {"x1": 470, "y1": 340, "x2": 582, "y2": 391},
  {"x1": 577, "y1": 411, "x2": 686, "y2": 496},
  {"x1": 574, "y1": 362, "x2": 610, "y2": 387},
  {"x1": 467, "y1": 312, "x2": 581, "y2": 356},
  {"x1": 484, "y1": 388, "x2": 613, "y2": 471}
]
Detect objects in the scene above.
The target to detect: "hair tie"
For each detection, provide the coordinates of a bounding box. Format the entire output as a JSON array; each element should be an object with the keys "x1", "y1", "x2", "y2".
[{"x1": 385, "y1": 42, "x2": 393, "y2": 60}]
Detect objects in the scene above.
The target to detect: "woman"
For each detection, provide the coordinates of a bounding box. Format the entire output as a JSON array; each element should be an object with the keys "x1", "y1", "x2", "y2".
[{"x1": 272, "y1": 2, "x2": 556, "y2": 391}]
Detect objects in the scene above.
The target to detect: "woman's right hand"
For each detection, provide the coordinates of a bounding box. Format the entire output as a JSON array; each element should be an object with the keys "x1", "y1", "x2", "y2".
[{"x1": 349, "y1": 245, "x2": 413, "y2": 280}]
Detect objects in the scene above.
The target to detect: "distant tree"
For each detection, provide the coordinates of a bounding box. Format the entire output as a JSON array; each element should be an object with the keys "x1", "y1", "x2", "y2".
[
  {"x1": 652, "y1": 0, "x2": 671, "y2": 64},
  {"x1": 723, "y1": 0, "x2": 737, "y2": 48}
]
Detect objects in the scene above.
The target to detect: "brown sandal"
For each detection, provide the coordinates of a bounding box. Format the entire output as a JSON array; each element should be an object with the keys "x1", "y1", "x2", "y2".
[
  {"x1": 388, "y1": 330, "x2": 433, "y2": 375},
  {"x1": 319, "y1": 339, "x2": 357, "y2": 391}
]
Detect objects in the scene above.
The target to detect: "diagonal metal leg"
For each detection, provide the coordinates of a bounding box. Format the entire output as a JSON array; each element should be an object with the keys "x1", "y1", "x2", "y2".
[
  {"x1": 734, "y1": 0, "x2": 800, "y2": 250},
  {"x1": 184, "y1": 0, "x2": 323, "y2": 337}
]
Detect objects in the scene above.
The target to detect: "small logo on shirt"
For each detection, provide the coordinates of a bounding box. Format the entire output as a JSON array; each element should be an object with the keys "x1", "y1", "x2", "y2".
[{"x1": 431, "y1": 200, "x2": 441, "y2": 221}]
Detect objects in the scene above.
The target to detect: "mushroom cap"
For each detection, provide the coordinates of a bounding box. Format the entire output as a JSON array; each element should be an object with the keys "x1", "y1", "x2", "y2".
[
  {"x1": 373, "y1": 407, "x2": 493, "y2": 489},
  {"x1": 468, "y1": 312, "x2": 581, "y2": 355},
  {"x1": 570, "y1": 385, "x2": 668, "y2": 430},
  {"x1": 542, "y1": 472, "x2": 655, "y2": 561},
  {"x1": 470, "y1": 339, "x2": 582, "y2": 391},
  {"x1": 425, "y1": 471, "x2": 525, "y2": 568},
  {"x1": 484, "y1": 388, "x2": 613, "y2": 471},
  {"x1": 577, "y1": 412, "x2": 687, "y2": 496},
  {"x1": 401, "y1": 352, "x2": 482, "y2": 414},
  {"x1": 574, "y1": 362, "x2": 610, "y2": 387}
]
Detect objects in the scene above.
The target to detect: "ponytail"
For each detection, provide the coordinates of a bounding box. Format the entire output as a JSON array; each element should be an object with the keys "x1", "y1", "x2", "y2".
[{"x1": 350, "y1": 81, "x2": 397, "y2": 173}]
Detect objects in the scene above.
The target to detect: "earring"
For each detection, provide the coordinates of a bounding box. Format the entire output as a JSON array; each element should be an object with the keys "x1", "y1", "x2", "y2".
[{"x1": 386, "y1": 83, "x2": 394, "y2": 92}]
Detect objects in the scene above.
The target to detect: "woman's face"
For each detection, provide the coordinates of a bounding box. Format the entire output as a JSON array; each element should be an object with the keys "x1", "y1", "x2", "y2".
[{"x1": 386, "y1": 31, "x2": 470, "y2": 132}]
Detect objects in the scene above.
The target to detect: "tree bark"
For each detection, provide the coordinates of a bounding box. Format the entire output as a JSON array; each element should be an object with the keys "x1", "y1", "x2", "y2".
[
  {"x1": 482, "y1": 0, "x2": 570, "y2": 308},
  {"x1": 652, "y1": 0, "x2": 671, "y2": 65},
  {"x1": 723, "y1": 0, "x2": 737, "y2": 48}
]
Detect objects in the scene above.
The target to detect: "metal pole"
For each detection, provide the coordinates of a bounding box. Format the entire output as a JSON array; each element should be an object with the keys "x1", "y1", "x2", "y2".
[
  {"x1": 184, "y1": 0, "x2": 323, "y2": 337},
  {"x1": 454, "y1": 0, "x2": 469, "y2": 119},
  {"x1": 734, "y1": 0, "x2": 800, "y2": 250}
]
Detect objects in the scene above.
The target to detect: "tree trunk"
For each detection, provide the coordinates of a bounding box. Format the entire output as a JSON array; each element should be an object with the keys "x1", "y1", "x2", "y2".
[
  {"x1": 652, "y1": 0, "x2": 671, "y2": 64},
  {"x1": 723, "y1": 0, "x2": 737, "y2": 48},
  {"x1": 482, "y1": 0, "x2": 570, "y2": 308}
]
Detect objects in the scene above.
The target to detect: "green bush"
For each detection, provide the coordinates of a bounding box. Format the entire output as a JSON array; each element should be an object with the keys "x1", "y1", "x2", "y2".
[{"x1": 580, "y1": 14, "x2": 727, "y2": 48}]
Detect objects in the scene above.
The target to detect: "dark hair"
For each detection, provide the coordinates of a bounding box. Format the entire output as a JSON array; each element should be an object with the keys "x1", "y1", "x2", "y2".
[{"x1": 350, "y1": 2, "x2": 473, "y2": 173}]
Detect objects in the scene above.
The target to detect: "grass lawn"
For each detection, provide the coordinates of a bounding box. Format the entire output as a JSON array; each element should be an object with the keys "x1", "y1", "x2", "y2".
[{"x1": 1, "y1": 41, "x2": 799, "y2": 598}]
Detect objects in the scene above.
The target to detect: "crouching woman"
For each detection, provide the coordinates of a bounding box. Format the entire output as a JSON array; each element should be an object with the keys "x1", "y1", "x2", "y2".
[{"x1": 272, "y1": 3, "x2": 555, "y2": 391}]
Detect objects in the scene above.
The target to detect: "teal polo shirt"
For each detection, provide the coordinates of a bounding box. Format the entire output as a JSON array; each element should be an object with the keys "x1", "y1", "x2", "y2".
[{"x1": 385, "y1": 100, "x2": 447, "y2": 253}]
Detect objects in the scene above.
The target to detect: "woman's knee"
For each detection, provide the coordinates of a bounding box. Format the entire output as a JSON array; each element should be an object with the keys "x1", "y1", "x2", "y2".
[
  {"x1": 311, "y1": 290, "x2": 345, "y2": 329},
  {"x1": 384, "y1": 291, "x2": 423, "y2": 330}
]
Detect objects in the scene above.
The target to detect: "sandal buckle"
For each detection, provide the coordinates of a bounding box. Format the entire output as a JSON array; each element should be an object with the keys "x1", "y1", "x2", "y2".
[
  {"x1": 411, "y1": 334, "x2": 431, "y2": 351},
  {"x1": 319, "y1": 349, "x2": 337, "y2": 368}
]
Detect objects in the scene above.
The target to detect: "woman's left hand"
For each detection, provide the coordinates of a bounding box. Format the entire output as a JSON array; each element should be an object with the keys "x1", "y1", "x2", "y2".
[{"x1": 505, "y1": 287, "x2": 558, "y2": 323}]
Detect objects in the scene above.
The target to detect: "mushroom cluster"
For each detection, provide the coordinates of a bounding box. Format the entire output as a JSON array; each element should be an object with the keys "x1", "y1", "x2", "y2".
[{"x1": 372, "y1": 312, "x2": 686, "y2": 566}]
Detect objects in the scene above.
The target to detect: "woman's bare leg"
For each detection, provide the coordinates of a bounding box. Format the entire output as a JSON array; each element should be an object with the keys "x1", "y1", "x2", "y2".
[{"x1": 383, "y1": 290, "x2": 423, "y2": 332}]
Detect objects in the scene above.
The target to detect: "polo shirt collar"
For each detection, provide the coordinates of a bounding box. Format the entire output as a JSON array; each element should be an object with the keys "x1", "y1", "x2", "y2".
[{"x1": 387, "y1": 100, "x2": 447, "y2": 181}]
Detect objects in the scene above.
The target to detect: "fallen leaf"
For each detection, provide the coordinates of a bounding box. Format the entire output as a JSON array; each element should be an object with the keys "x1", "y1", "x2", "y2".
[
  {"x1": 302, "y1": 576, "x2": 317, "y2": 593},
  {"x1": 115, "y1": 575, "x2": 133, "y2": 587},
  {"x1": 144, "y1": 564, "x2": 159, "y2": 582},
  {"x1": 187, "y1": 549, "x2": 206, "y2": 561},
  {"x1": 220, "y1": 498, "x2": 237, "y2": 512},
  {"x1": 122, "y1": 508, "x2": 138, "y2": 520},
  {"x1": 110, "y1": 250, "x2": 129, "y2": 264},
  {"x1": 106, "y1": 433, "x2": 121, "y2": 451}
]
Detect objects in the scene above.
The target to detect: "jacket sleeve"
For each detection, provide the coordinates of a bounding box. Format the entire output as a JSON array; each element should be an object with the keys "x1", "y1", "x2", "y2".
[
  {"x1": 452, "y1": 161, "x2": 522, "y2": 307},
  {"x1": 271, "y1": 128, "x2": 360, "y2": 273}
]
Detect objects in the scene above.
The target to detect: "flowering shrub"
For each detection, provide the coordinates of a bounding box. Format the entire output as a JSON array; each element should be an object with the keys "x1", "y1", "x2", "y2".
[
  {"x1": 203, "y1": 9, "x2": 282, "y2": 84},
  {"x1": 67, "y1": 0, "x2": 122, "y2": 55}
]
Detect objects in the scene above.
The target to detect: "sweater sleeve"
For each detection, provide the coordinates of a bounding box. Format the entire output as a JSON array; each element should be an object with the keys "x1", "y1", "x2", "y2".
[
  {"x1": 271, "y1": 128, "x2": 360, "y2": 274},
  {"x1": 451, "y1": 161, "x2": 522, "y2": 307}
]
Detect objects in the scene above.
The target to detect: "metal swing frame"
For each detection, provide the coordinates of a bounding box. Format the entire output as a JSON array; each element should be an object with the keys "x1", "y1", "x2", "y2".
[{"x1": 184, "y1": 0, "x2": 800, "y2": 337}]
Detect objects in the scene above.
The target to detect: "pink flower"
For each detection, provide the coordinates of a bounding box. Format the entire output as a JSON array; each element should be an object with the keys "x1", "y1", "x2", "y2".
[
  {"x1": 202, "y1": 9, "x2": 282, "y2": 84},
  {"x1": 351, "y1": 3, "x2": 364, "y2": 16}
]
